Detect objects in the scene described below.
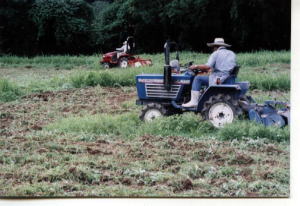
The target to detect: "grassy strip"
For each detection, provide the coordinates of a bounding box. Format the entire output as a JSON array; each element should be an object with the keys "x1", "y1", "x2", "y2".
[
  {"x1": 0, "y1": 79, "x2": 23, "y2": 102},
  {"x1": 0, "y1": 77, "x2": 69, "y2": 102},
  {"x1": 237, "y1": 50, "x2": 290, "y2": 66},
  {"x1": 238, "y1": 72, "x2": 290, "y2": 91},
  {"x1": 0, "y1": 51, "x2": 290, "y2": 69},
  {"x1": 46, "y1": 113, "x2": 289, "y2": 142},
  {"x1": 0, "y1": 55, "x2": 100, "y2": 69},
  {"x1": 69, "y1": 68, "x2": 290, "y2": 91}
]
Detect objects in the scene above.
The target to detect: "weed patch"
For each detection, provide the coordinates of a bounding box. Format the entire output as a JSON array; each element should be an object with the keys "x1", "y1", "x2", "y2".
[
  {"x1": 0, "y1": 79, "x2": 23, "y2": 102},
  {"x1": 239, "y1": 71, "x2": 290, "y2": 91},
  {"x1": 47, "y1": 113, "x2": 217, "y2": 139},
  {"x1": 47, "y1": 113, "x2": 289, "y2": 143},
  {"x1": 46, "y1": 113, "x2": 141, "y2": 139},
  {"x1": 219, "y1": 121, "x2": 289, "y2": 142}
]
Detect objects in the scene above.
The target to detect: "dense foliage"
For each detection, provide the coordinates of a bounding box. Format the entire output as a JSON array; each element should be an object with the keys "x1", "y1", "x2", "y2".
[{"x1": 0, "y1": 0, "x2": 291, "y2": 55}]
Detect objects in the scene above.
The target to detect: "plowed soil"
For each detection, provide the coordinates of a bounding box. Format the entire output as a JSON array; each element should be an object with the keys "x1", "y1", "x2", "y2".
[
  {"x1": 0, "y1": 87, "x2": 289, "y2": 197},
  {"x1": 0, "y1": 87, "x2": 136, "y2": 137}
]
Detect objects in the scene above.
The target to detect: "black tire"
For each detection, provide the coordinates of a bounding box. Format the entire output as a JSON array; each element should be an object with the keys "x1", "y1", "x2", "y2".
[
  {"x1": 139, "y1": 103, "x2": 168, "y2": 122},
  {"x1": 118, "y1": 57, "x2": 128, "y2": 68},
  {"x1": 201, "y1": 94, "x2": 242, "y2": 128}
]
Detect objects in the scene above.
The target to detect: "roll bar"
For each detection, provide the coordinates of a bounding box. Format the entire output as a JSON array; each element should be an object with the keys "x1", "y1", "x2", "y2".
[
  {"x1": 163, "y1": 40, "x2": 179, "y2": 90},
  {"x1": 126, "y1": 36, "x2": 135, "y2": 54}
]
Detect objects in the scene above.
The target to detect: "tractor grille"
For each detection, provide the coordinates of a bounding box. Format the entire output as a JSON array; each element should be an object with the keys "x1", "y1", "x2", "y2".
[{"x1": 145, "y1": 84, "x2": 181, "y2": 99}]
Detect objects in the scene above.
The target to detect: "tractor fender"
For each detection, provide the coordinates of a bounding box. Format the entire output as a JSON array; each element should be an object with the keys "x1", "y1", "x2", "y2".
[{"x1": 196, "y1": 83, "x2": 249, "y2": 112}]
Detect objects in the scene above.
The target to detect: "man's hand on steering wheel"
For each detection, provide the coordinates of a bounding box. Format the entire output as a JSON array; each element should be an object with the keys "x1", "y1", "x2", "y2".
[{"x1": 188, "y1": 64, "x2": 211, "y2": 73}]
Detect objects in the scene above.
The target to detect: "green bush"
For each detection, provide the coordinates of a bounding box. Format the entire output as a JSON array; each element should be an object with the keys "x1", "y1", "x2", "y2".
[{"x1": 0, "y1": 79, "x2": 23, "y2": 102}]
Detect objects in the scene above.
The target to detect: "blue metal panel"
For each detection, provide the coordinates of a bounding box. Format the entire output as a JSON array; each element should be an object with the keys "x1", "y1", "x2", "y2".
[{"x1": 136, "y1": 73, "x2": 193, "y2": 101}]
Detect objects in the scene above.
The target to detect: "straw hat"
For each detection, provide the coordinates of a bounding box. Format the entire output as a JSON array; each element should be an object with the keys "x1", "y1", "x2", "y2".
[{"x1": 207, "y1": 38, "x2": 231, "y2": 47}]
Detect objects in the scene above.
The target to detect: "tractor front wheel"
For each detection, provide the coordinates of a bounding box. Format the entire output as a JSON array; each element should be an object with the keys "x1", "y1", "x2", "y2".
[
  {"x1": 201, "y1": 94, "x2": 242, "y2": 128},
  {"x1": 119, "y1": 57, "x2": 128, "y2": 68},
  {"x1": 102, "y1": 63, "x2": 110, "y2": 69},
  {"x1": 140, "y1": 103, "x2": 168, "y2": 122}
]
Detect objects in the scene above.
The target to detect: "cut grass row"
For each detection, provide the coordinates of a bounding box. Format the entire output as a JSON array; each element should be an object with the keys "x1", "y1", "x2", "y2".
[
  {"x1": 0, "y1": 68, "x2": 290, "y2": 102},
  {"x1": 69, "y1": 67, "x2": 290, "y2": 91},
  {"x1": 46, "y1": 113, "x2": 289, "y2": 143},
  {"x1": 0, "y1": 50, "x2": 290, "y2": 68}
]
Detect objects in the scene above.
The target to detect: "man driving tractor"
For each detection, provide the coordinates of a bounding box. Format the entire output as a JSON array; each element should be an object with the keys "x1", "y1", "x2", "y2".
[
  {"x1": 115, "y1": 41, "x2": 130, "y2": 59},
  {"x1": 182, "y1": 38, "x2": 237, "y2": 107}
]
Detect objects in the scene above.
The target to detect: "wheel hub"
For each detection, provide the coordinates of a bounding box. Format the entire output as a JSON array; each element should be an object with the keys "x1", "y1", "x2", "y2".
[
  {"x1": 208, "y1": 102, "x2": 234, "y2": 128},
  {"x1": 144, "y1": 109, "x2": 162, "y2": 121},
  {"x1": 120, "y1": 60, "x2": 128, "y2": 68}
]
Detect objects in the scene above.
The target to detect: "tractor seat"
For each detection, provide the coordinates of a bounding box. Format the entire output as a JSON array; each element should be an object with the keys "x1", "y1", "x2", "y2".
[{"x1": 223, "y1": 65, "x2": 240, "y2": 84}]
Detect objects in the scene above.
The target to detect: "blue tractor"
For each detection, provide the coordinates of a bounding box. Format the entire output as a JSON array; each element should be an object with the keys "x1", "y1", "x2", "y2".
[{"x1": 135, "y1": 41, "x2": 289, "y2": 128}]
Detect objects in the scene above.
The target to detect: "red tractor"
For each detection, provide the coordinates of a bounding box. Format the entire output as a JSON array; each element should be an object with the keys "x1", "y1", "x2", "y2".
[{"x1": 100, "y1": 36, "x2": 152, "y2": 69}]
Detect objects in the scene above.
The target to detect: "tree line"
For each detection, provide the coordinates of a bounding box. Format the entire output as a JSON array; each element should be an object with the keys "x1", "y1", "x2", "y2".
[{"x1": 0, "y1": 0, "x2": 291, "y2": 55}]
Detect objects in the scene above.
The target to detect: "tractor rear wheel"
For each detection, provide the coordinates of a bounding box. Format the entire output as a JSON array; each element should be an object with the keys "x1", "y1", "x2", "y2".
[
  {"x1": 201, "y1": 94, "x2": 242, "y2": 128},
  {"x1": 119, "y1": 57, "x2": 128, "y2": 68},
  {"x1": 140, "y1": 103, "x2": 168, "y2": 122}
]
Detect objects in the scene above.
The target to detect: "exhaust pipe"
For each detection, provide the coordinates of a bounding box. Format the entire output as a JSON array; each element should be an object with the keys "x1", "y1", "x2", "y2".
[{"x1": 163, "y1": 40, "x2": 172, "y2": 90}]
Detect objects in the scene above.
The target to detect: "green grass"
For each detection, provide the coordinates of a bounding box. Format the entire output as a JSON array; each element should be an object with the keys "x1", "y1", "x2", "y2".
[
  {"x1": 219, "y1": 120, "x2": 289, "y2": 142},
  {"x1": 0, "y1": 78, "x2": 23, "y2": 102},
  {"x1": 237, "y1": 50, "x2": 290, "y2": 66},
  {"x1": 68, "y1": 64, "x2": 290, "y2": 91},
  {"x1": 69, "y1": 70, "x2": 137, "y2": 88},
  {"x1": 0, "y1": 125, "x2": 289, "y2": 197},
  {"x1": 0, "y1": 55, "x2": 100, "y2": 69},
  {"x1": 0, "y1": 51, "x2": 290, "y2": 103},
  {"x1": 238, "y1": 65, "x2": 290, "y2": 91},
  {"x1": 46, "y1": 113, "x2": 289, "y2": 142},
  {"x1": 0, "y1": 51, "x2": 290, "y2": 197},
  {"x1": 47, "y1": 112, "x2": 141, "y2": 139},
  {"x1": 0, "y1": 50, "x2": 290, "y2": 69}
]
